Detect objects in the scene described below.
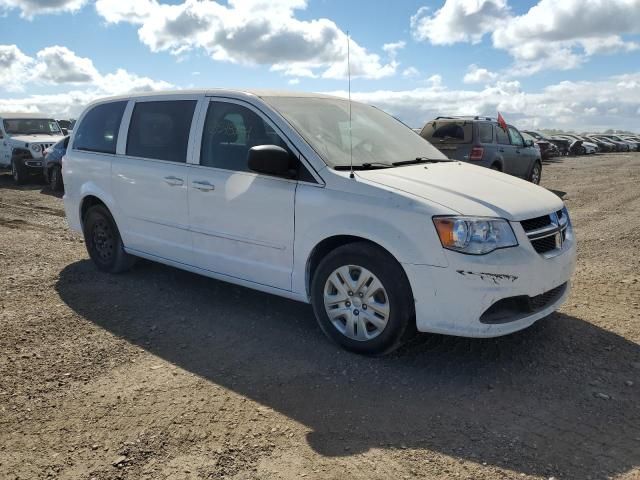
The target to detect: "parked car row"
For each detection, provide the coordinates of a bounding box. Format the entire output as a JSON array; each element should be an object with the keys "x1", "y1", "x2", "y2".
[
  {"x1": 416, "y1": 116, "x2": 640, "y2": 184},
  {"x1": 0, "y1": 112, "x2": 69, "y2": 191},
  {"x1": 523, "y1": 130, "x2": 640, "y2": 156}
]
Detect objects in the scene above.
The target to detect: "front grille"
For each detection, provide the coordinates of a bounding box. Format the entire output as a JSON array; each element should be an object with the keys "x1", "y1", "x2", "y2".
[
  {"x1": 521, "y1": 210, "x2": 568, "y2": 256},
  {"x1": 531, "y1": 234, "x2": 558, "y2": 254},
  {"x1": 521, "y1": 215, "x2": 552, "y2": 232},
  {"x1": 480, "y1": 283, "x2": 568, "y2": 324}
]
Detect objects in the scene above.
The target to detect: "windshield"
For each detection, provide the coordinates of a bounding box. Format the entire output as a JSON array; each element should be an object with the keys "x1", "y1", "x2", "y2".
[
  {"x1": 3, "y1": 118, "x2": 61, "y2": 135},
  {"x1": 263, "y1": 96, "x2": 447, "y2": 168}
]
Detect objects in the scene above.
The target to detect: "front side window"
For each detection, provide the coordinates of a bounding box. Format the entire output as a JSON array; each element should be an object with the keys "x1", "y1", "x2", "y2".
[
  {"x1": 73, "y1": 101, "x2": 127, "y2": 154},
  {"x1": 508, "y1": 127, "x2": 524, "y2": 147},
  {"x1": 3, "y1": 118, "x2": 61, "y2": 136},
  {"x1": 496, "y1": 125, "x2": 510, "y2": 145},
  {"x1": 200, "y1": 101, "x2": 289, "y2": 172},
  {"x1": 126, "y1": 100, "x2": 197, "y2": 163}
]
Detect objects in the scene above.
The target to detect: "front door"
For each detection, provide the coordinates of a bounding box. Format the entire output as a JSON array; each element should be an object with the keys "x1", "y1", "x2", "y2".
[
  {"x1": 496, "y1": 124, "x2": 517, "y2": 173},
  {"x1": 507, "y1": 126, "x2": 531, "y2": 178},
  {"x1": 112, "y1": 98, "x2": 199, "y2": 265},
  {"x1": 0, "y1": 125, "x2": 10, "y2": 167},
  {"x1": 188, "y1": 99, "x2": 296, "y2": 291}
]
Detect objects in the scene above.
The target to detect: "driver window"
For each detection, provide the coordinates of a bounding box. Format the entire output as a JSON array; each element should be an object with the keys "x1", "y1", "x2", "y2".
[
  {"x1": 200, "y1": 102, "x2": 289, "y2": 172},
  {"x1": 508, "y1": 127, "x2": 524, "y2": 147}
]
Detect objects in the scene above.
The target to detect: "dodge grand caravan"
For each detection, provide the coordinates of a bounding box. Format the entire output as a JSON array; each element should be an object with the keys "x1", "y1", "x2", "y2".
[{"x1": 63, "y1": 90, "x2": 577, "y2": 355}]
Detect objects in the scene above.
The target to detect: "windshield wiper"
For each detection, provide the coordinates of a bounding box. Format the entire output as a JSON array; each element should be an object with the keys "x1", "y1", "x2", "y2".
[
  {"x1": 392, "y1": 157, "x2": 449, "y2": 167},
  {"x1": 334, "y1": 162, "x2": 393, "y2": 171}
]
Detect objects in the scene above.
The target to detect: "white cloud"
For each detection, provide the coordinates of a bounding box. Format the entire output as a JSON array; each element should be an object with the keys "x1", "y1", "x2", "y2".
[
  {"x1": 94, "y1": 0, "x2": 397, "y2": 80},
  {"x1": 463, "y1": 64, "x2": 498, "y2": 84},
  {"x1": 0, "y1": 44, "x2": 34, "y2": 92},
  {"x1": 382, "y1": 41, "x2": 406, "y2": 59},
  {"x1": 327, "y1": 72, "x2": 640, "y2": 132},
  {"x1": 0, "y1": 0, "x2": 87, "y2": 18},
  {"x1": 426, "y1": 74, "x2": 443, "y2": 89},
  {"x1": 413, "y1": 0, "x2": 640, "y2": 75},
  {"x1": 402, "y1": 67, "x2": 420, "y2": 78},
  {"x1": 0, "y1": 44, "x2": 172, "y2": 117},
  {"x1": 411, "y1": 0, "x2": 510, "y2": 45},
  {"x1": 34, "y1": 46, "x2": 100, "y2": 84}
]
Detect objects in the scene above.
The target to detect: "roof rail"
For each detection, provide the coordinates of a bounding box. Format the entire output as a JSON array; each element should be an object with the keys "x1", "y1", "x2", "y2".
[{"x1": 434, "y1": 115, "x2": 495, "y2": 121}]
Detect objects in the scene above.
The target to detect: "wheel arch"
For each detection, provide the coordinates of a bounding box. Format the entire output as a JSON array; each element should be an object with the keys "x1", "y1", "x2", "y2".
[
  {"x1": 80, "y1": 194, "x2": 109, "y2": 229},
  {"x1": 305, "y1": 235, "x2": 411, "y2": 301}
]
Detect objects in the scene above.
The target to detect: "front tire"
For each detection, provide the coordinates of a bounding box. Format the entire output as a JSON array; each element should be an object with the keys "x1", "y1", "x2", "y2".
[
  {"x1": 83, "y1": 205, "x2": 135, "y2": 273},
  {"x1": 310, "y1": 242, "x2": 415, "y2": 355},
  {"x1": 11, "y1": 159, "x2": 27, "y2": 185},
  {"x1": 49, "y1": 165, "x2": 64, "y2": 192}
]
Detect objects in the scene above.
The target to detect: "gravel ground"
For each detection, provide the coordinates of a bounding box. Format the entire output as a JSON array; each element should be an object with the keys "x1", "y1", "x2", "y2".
[{"x1": 0, "y1": 153, "x2": 639, "y2": 480}]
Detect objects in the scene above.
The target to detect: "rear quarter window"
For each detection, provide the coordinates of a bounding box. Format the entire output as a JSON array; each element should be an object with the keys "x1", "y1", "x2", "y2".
[
  {"x1": 421, "y1": 121, "x2": 472, "y2": 144},
  {"x1": 478, "y1": 123, "x2": 494, "y2": 143},
  {"x1": 73, "y1": 101, "x2": 127, "y2": 154}
]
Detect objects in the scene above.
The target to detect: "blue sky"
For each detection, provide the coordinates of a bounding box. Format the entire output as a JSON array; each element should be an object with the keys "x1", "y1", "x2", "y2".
[{"x1": 1, "y1": 0, "x2": 640, "y2": 131}]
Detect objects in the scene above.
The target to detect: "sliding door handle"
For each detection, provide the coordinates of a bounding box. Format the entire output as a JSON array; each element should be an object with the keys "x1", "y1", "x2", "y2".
[
  {"x1": 192, "y1": 180, "x2": 215, "y2": 192},
  {"x1": 164, "y1": 176, "x2": 184, "y2": 186}
]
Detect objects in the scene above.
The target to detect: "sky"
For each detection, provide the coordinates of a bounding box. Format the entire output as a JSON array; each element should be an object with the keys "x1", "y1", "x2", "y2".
[{"x1": 1, "y1": 0, "x2": 640, "y2": 132}]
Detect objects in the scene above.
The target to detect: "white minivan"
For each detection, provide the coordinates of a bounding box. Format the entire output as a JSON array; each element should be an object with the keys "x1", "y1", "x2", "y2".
[{"x1": 63, "y1": 90, "x2": 577, "y2": 355}]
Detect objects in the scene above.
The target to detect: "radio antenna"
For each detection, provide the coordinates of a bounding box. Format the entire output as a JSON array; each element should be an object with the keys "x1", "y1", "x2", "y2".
[{"x1": 347, "y1": 31, "x2": 354, "y2": 179}]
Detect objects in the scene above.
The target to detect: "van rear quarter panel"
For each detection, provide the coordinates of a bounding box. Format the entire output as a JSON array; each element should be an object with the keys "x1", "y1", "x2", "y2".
[{"x1": 63, "y1": 151, "x2": 114, "y2": 232}]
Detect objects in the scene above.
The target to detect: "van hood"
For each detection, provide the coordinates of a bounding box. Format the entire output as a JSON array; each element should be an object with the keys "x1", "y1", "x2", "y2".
[
  {"x1": 356, "y1": 162, "x2": 564, "y2": 221},
  {"x1": 9, "y1": 134, "x2": 64, "y2": 144}
]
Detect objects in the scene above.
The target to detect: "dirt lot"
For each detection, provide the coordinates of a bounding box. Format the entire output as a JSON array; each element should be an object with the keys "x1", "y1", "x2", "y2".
[{"x1": 0, "y1": 153, "x2": 639, "y2": 480}]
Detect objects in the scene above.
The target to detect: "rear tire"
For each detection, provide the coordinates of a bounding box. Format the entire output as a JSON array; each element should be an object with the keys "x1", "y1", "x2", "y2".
[
  {"x1": 310, "y1": 242, "x2": 415, "y2": 355},
  {"x1": 49, "y1": 165, "x2": 64, "y2": 192},
  {"x1": 529, "y1": 161, "x2": 542, "y2": 185},
  {"x1": 83, "y1": 205, "x2": 135, "y2": 273}
]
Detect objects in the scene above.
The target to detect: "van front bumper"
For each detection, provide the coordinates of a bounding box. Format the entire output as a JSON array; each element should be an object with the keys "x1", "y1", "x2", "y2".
[{"x1": 402, "y1": 232, "x2": 577, "y2": 338}]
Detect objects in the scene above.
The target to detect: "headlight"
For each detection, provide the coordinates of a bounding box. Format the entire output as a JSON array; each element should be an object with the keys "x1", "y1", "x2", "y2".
[
  {"x1": 30, "y1": 144, "x2": 41, "y2": 153},
  {"x1": 433, "y1": 216, "x2": 518, "y2": 255}
]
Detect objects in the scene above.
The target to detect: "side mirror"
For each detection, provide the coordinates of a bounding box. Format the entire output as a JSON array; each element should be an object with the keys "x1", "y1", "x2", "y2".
[
  {"x1": 61, "y1": 128, "x2": 68, "y2": 135},
  {"x1": 525, "y1": 139, "x2": 534, "y2": 147},
  {"x1": 248, "y1": 145, "x2": 295, "y2": 178}
]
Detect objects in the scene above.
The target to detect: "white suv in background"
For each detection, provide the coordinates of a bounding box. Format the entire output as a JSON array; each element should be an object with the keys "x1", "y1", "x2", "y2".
[
  {"x1": 63, "y1": 90, "x2": 577, "y2": 355},
  {"x1": 0, "y1": 113, "x2": 65, "y2": 184}
]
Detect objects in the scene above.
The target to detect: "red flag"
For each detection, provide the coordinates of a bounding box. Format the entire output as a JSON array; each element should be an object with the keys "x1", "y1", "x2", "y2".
[{"x1": 497, "y1": 112, "x2": 508, "y2": 131}]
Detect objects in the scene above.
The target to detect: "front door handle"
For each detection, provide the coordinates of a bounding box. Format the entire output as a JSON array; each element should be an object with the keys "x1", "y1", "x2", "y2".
[
  {"x1": 192, "y1": 180, "x2": 215, "y2": 192},
  {"x1": 498, "y1": 148, "x2": 505, "y2": 153},
  {"x1": 164, "y1": 176, "x2": 184, "y2": 186}
]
